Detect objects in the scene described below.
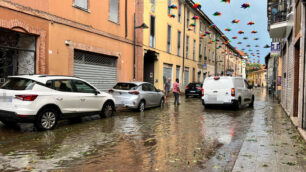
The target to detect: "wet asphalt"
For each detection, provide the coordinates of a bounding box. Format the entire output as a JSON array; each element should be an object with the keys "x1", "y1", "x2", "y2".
[{"x1": 0, "y1": 88, "x2": 305, "y2": 172}]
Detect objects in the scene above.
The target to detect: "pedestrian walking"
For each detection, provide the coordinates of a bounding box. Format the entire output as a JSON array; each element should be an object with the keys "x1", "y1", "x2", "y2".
[
  {"x1": 173, "y1": 78, "x2": 180, "y2": 105},
  {"x1": 164, "y1": 78, "x2": 171, "y2": 103}
]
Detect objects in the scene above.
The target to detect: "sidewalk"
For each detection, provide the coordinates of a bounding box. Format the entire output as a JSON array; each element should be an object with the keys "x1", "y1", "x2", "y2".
[{"x1": 232, "y1": 94, "x2": 306, "y2": 172}]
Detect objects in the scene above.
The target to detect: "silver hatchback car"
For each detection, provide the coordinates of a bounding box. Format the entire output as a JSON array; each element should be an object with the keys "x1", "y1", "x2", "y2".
[{"x1": 109, "y1": 82, "x2": 165, "y2": 112}]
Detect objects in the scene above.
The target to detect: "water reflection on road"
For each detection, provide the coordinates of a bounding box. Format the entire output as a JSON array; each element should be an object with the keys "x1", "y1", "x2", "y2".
[{"x1": 0, "y1": 91, "x2": 257, "y2": 171}]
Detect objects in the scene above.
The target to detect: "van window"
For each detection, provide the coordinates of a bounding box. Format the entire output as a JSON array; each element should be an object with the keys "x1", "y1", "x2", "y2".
[
  {"x1": 234, "y1": 79, "x2": 244, "y2": 88},
  {"x1": 204, "y1": 78, "x2": 232, "y2": 89}
]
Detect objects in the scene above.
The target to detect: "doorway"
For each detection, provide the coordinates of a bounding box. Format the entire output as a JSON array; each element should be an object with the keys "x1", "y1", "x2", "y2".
[
  {"x1": 143, "y1": 50, "x2": 157, "y2": 84},
  {"x1": 0, "y1": 28, "x2": 36, "y2": 85},
  {"x1": 293, "y1": 39, "x2": 300, "y2": 117}
]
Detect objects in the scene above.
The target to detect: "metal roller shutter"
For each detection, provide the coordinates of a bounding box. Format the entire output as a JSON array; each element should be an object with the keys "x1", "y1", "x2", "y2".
[
  {"x1": 163, "y1": 64, "x2": 173, "y2": 87},
  {"x1": 74, "y1": 50, "x2": 117, "y2": 92},
  {"x1": 184, "y1": 67, "x2": 189, "y2": 87}
]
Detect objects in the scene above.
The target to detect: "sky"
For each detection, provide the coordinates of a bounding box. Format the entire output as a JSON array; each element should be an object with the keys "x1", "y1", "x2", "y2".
[{"x1": 194, "y1": 0, "x2": 272, "y2": 64}]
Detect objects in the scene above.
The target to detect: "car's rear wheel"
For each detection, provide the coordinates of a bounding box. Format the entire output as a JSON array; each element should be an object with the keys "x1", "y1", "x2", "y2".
[
  {"x1": 101, "y1": 102, "x2": 114, "y2": 118},
  {"x1": 234, "y1": 98, "x2": 242, "y2": 110},
  {"x1": 160, "y1": 98, "x2": 165, "y2": 107},
  {"x1": 35, "y1": 108, "x2": 58, "y2": 131},
  {"x1": 138, "y1": 100, "x2": 145, "y2": 112},
  {"x1": 249, "y1": 96, "x2": 254, "y2": 107}
]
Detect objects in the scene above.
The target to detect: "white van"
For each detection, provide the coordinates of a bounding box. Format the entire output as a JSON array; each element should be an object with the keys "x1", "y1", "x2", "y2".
[{"x1": 201, "y1": 76, "x2": 254, "y2": 108}]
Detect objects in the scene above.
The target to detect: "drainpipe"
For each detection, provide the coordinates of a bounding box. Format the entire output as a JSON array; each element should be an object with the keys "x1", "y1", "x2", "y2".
[{"x1": 182, "y1": 4, "x2": 186, "y2": 87}]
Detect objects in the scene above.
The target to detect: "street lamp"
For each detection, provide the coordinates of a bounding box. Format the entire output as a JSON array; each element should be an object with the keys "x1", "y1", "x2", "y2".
[{"x1": 133, "y1": 13, "x2": 148, "y2": 80}]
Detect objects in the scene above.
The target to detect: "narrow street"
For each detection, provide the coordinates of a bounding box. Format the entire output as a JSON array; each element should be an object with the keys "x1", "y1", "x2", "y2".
[{"x1": 0, "y1": 88, "x2": 305, "y2": 171}]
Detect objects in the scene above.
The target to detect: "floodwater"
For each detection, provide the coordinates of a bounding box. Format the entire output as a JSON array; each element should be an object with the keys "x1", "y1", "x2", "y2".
[{"x1": 0, "y1": 89, "x2": 304, "y2": 171}]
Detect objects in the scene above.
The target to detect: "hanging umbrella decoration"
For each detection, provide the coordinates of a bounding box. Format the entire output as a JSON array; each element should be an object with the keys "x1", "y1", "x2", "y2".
[
  {"x1": 193, "y1": 3, "x2": 201, "y2": 9},
  {"x1": 204, "y1": 31, "x2": 211, "y2": 36},
  {"x1": 188, "y1": 28, "x2": 193, "y2": 31},
  {"x1": 255, "y1": 45, "x2": 260, "y2": 47},
  {"x1": 221, "y1": 0, "x2": 231, "y2": 3},
  {"x1": 254, "y1": 38, "x2": 259, "y2": 40},
  {"x1": 238, "y1": 30, "x2": 244, "y2": 34},
  {"x1": 209, "y1": 24, "x2": 217, "y2": 28},
  {"x1": 168, "y1": 4, "x2": 177, "y2": 18},
  {"x1": 168, "y1": 14, "x2": 176, "y2": 18},
  {"x1": 241, "y1": 3, "x2": 250, "y2": 9},
  {"x1": 232, "y1": 19, "x2": 240, "y2": 24},
  {"x1": 224, "y1": 28, "x2": 231, "y2": 31},
  {"x1": 192, "y1": 16, "x2": 200, "y2": 20},
  {"x1": 237, "y1": 42, "x2": 242, "y2": 44},
  {"x1": 251, "y1": 30, "x2": 258, "y2": 34},
  {"x1": 232, "y1": 36, "x2": 238, "y2": 39},
  {"x1": 247, "y1": 21, "x2": 255, "y2": 25},
  {"x1": 213, "y1": 11, "x2": 222, "y2": 16},
  {"x1": 246, "y1": 45, "x2": 251, "y2": 47},
  {"x1": 208, "y1": 40, "x2": 213, "y2": 44},
  {"x1": 243, "y1": 37, "x2": 248, "y2": 40},
  {"x1": 189, "y1": 23, "x2": 196, "y2": 27}
]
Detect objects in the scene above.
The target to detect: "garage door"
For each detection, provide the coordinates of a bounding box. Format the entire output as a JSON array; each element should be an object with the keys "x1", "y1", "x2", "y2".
[
  {"x1": 74, "y1": 50, "x2": 117, "y2": 92},
  {"x1": 184, "y1": 67, "x2": 189, "y2": 87}
]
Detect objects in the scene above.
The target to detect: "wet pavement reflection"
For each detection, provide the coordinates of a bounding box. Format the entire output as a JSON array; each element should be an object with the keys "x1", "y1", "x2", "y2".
[{"x1": 0, "y1": 89, "x2": 305, "y2": 171}]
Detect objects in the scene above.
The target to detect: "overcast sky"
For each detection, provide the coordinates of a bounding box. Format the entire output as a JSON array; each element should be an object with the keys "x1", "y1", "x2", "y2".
[{"x1": 194, "y1": 0, "x2": 272, "y2": 64}]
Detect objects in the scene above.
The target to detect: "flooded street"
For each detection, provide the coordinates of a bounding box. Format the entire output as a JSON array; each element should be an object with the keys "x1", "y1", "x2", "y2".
[{"x1": 0, "y1": 89, "x2": 305, "y2": 172}]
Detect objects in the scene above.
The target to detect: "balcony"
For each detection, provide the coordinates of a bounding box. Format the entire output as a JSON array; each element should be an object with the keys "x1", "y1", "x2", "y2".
[{"x1": 267, "y1": 2, "x2": 288, "y2": 38}]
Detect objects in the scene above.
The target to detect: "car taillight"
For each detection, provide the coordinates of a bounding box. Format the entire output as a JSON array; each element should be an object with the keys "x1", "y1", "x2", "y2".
[
  {"x1": 128, "y1": 91, "x2": 139, "y2": 95},
  {"x1": 108, "y1": 89, "x2": 114, "y2": 93},
  {"x1": 214, "y1": 76, "x2": 220, "y2": 80},
  {"x1": 186, "y1": 86, "x2": 189, "y2": 89},
  {"x1": 231, "y1": 88, "x2": 235, "y2": 97},
  {"x1": 201, "y1": 89, "x2": 204, "y2": 97},
  {"x1": 197, "y1": 87, "x2": 202, "y2": 90},
  {"x1": 15, "y1": 95, "x2": 38, "y2": 101}
]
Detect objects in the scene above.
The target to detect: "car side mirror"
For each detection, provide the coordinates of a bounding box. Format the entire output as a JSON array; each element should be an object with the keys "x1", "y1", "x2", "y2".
[{"x1": 94, "y1": 90, "x2": 100, "y2": 95}]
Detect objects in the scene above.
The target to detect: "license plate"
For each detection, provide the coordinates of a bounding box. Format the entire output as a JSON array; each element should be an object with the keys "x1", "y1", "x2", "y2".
[
  {"x1": 0, "y1": 96, "x2": 12, "y2": 102},
  {"x1": 208, "y1": 96, "x2": 217, "y2": 102}
]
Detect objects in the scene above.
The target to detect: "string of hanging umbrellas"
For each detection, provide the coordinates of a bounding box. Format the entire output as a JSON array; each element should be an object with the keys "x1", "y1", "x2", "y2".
[{"x1": 168, "y1": 1, "x2": 261, "y2": 61}]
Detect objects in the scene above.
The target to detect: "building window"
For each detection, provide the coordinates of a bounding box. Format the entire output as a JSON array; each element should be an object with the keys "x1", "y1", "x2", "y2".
[
  {"x1": 167, "y1": 25, "x2": 172, "y2": 53},
  {"x1": 168, "y1": 0, "x2": 171, "y2": 15},
  {"x1": 150, "y1": 0, "x2": 155, "y2": 12},
  {"x1": 109, "y1": 0, "x2": 119, "y2": 23},
  {"x1": 177, "y1": 31, "x2": 181, "y2": 56},
  {"x1": 193, "y1": 40, "x2": 196, "y2": 60},
  {"x1": 178, "y1": 2, "x2": 182, "y2": 23},
  {"x1": 199, "y1": 42, "x2": 202, "y2": 62},
  {"x1": 74, "y1": 0, "x2": 88, "y2": 10},
  {"x1": 186, "y1": 36, "x2": 189, "y2": 58},
  {"x1": 150, "y1": 16, "x2": 155, "y2": 48}
]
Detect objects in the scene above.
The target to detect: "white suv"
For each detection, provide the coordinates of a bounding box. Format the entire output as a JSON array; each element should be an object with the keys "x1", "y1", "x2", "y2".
[
  {"x1": 0, "y1": 75, "x2": 116, "y2": 130},
  {"x1": 202, "y1": 76, "x2": 254, "y2": 108}
]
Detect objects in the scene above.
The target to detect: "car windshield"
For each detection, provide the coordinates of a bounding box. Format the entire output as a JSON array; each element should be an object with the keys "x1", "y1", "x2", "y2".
[
  {"x1": 188, "y1": 83, "x2": 202, "y2": 88},
  {"x1": 113, "y1": 83, "x2": 138, "y2": 90},
  {"x1": 0, "y1": 78, "x2": 35, "y2": 90}
]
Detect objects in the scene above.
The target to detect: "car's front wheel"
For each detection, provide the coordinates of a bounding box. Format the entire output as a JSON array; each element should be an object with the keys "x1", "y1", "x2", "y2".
[
  {"x1": 249, "y1": 96, "x2": 254, "y2": 107},
  {"x1": 35, "y1": 108, "x2": 58, "y2": 131},
  {"x1": 160, "y1": 98, "x2": 165, "y2": 107},
  {"x1": 101, "y1": 101, "x2": 115, "y2": 118}
]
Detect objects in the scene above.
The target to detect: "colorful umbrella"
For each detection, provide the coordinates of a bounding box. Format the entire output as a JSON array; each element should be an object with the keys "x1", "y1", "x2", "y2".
[
  {"x1": 241, "y1": 3, "x2": 250, "y2": 9},
  {"x1": 237, "y1": 42, "x2": 242, "y2": 44},
  {"x1": 232, "y1": 36, "x2": 238, "y2": 39},
  {"x1": 168, "y1": 5, "x2": 178, "y2": 9},
  {"x1": 238, "y1": 30, "x2": 244, "y2": 34},
  {"x1": 193, "y1": 3, "x2": 201, "y2": 9},
  {"x1": 221, "y1": 0, "x2": 231, "y2": 3},
  {"x1": 243, "y1": 37, "x2": 248, "y2": 40},
  {"x1": 224, "y1": 28, "x2": 231, "y2": 31},
  {"x1": 251, "y1": 30, "x2": 258, "y2": 34},
  {"x1": 189, "y1": 23, "x2": 196, "y2": 27},
  {"x1": 254, "y1": 38, "x2": 259, "y2": 40},
  {"x1": 168, "y1": 14, "x2": 176, "y2": 18},
  {"x1": 213, "y1": 12, "x2": 222, "y2": 16},
  {"x1": 247, "y1": 21, "x2": 255, "y2": 25},
  {"x1": 210, "y1": 24, "x2": 216, "y2": 28},
  {"x1": 192, "y1": 16, "x2": 200, "y2": 20},
  {"x1": 232, "y1": 19, "x2": 240, "y2": 24}
]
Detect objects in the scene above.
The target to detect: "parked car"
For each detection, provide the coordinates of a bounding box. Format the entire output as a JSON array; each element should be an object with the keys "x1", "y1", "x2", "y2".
[
  {"x1": 185, "y1": 83, "x2": 203, "y2": 98},
  {"x1": 109, "y1": 82, "x2": 164, "y2": 112},
  {"x1": 0, "y1": 75, "x2": 116, "y2": 130},
  {"x1": 202, "y1": 76, "x2": 254, "y2": 109}
]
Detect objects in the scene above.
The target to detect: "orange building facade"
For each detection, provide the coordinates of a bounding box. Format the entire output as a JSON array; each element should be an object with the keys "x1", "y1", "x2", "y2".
[{"x1": 0, "y1": 0, "x2": 143, "y2": 91}]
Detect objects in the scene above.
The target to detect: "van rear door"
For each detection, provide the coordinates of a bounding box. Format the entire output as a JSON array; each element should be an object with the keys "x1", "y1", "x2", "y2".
[{"x1": 204, "y1": 77, "x2": 233, "y2": 104}]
